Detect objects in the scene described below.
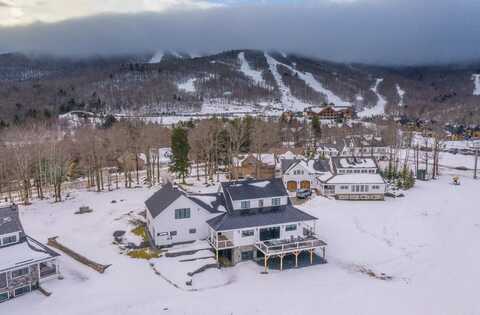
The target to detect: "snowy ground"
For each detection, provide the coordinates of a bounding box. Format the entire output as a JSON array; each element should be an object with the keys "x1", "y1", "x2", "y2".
[
  {"x1": 3, "y1": 163, "x2": 480, "y2": 315},
  {"x1": 358, "y1": 78, "x2": 387, "y2": 117}
]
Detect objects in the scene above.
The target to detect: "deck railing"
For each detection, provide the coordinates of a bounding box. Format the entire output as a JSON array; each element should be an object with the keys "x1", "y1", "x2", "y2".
[
  {"x1": 209, "y1": 235, "x2": 234, "y2": 249},
  {"x1": 256, "y1": 237, "x2": 326, "y2": 255}
]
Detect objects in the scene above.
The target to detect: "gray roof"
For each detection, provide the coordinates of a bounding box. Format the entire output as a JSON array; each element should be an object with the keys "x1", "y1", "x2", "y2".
[
  {"x1": 207, "y1": 202, "x2": 317, "y2": 231},
  {"x1": 0, "y1": 204, "x2": 23, "y2": 236},
  {"x1": 221, "y1": 178, "x2": 288, "y2": 203},
  {"x1": 311, "y1": 159, "x2": 331, "y2": 172},
  {"x1": 281, "y1": 159, "x2": 298, "y2": 174},
  {"x1": 145, "y1": 183, "x2": 184, "y2": 218},
  {"x1": 188, "y1": 193, "x2": 225, "y2": 214},
  {"x1": 331, "y1": 156, "x2": 378, "y2": 172},
  {"x1": 145, "y1": 183, "x2": 223, "y2": 218}
]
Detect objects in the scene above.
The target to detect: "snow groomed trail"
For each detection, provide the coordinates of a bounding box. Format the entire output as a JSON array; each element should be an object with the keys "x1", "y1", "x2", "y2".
[
  {"x1": 358, "y1": 78, "x2": 387, "y2": 117},
  {"x1": 238, "y1": 52, "x2": 265, "y2": 86}
]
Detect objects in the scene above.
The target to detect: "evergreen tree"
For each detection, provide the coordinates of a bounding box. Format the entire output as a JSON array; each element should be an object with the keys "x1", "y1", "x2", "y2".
[{"x1": 170, "y1": 127, "x2": 190, "y2": 183}]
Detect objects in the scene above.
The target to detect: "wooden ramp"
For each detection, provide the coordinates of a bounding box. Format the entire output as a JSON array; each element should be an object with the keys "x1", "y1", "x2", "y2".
[{"x1": 47, "y1": 237, "x2": 111, "y2": 273}]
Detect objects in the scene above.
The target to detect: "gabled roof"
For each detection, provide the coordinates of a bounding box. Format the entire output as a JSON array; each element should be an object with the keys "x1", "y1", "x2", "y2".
[
  {"x1": 207, "y1": 202, "x2": 317, "y2": 231},
  {"x1": 0, "y1": 204, "x2": 23, "y2": 236},
  {"x1": 221, "y1": 178, "x2": 287, "y2": 204},
  {"x1": 145, "y1": 184, "x2": 224, "y2": 219},
  {"x1": 281, "y1": 159, "x2": 299, "y2": 174},
  {"x1": 331, "y1": 156, "x2": 379, "y2": 172},
  {"x1": 282, "y1": 158, "x2": 331, "y2": 175},
  {"x1": 326, "y1": 173, "x2": 385, "y2": 184},
  {"x1": 145, "y1": 183, "x2": 184, "y2": 218}
]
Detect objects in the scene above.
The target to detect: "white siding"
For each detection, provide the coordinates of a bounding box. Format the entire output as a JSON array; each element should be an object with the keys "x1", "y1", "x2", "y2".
[
  {"x1": 148, "y1": 195, "x2": 217, "y2": 246},
  {"x1": 231, "y1": 196, "x2": 288, "y2": 210}
]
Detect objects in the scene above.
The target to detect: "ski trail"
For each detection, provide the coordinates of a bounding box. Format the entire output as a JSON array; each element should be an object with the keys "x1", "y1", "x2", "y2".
[
  {"x1": 265, "y1": 53, "x2": 309, "y2": 111},
  {"x1": 266, "y1": 54, "x2": 350, "y2": 106},
  {"x1": 472, "y1": 74, "x2": 480, "y2": 96},
  {"x1": 177, "y1": 78, "x2": 196, "y2": 93},
  {"x1": 149, "y1": 51, "x2": 164, "y2": 63},
  {"x1": 358, "y1": 78, "x2": 387, "y2": 117},
  {"x1": 238, "y1": 52, "x2": 265, "y2": 85},
  {"x1": 396, "y1": 84, "x2": 405, "y2": 107}
]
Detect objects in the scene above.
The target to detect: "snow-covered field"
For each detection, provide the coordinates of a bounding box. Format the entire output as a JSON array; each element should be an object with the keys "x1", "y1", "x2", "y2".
[{"x1": 3, "y1": 164, "x2": 480, "y2": 315}]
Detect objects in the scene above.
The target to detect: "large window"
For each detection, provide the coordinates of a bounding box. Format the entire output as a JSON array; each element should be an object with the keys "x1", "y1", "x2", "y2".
[
  {"x1": 285, "y1": 224, "x2": 297, "y2": 232},
  {"x1": 240, "y1": 200, "x2": 250, "y2": 209},
  {"x1": 11, "y1": 267, "x2": 29, "y2": 279},
  {"x1": 0, "y1": 292, "x2": 8, "y2": 303},
  {"x1": 14, "y1": 286, "x2": 30, "y2": 297},
  {"x1": 272, "y1": 198, "x2": 281, "y2": 206},
  {"x1": 0, "y1": 273, "x2": 6, "y2": 289},
  {"x1": 2, "y1": 235, "x2": 17, "y2": 245},
  {"x1": 174, "y1": 208, "x2": 191, "y2": 219},
  {"x1": 241, "y1": 230, "x2": 254, "y2": 237}
]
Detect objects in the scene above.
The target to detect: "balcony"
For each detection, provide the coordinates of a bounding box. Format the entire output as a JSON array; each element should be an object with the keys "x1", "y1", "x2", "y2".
[
  {"x1": 209, "y1": 233, "x2": 234, "y2": 250},
  {"x1": 255, "y1": 235, "x2": 327, "y2": 256}
]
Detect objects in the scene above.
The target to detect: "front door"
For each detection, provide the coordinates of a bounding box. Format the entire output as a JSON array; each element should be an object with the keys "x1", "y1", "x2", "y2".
[{"x1": 260, "y1": 227, "x2": 280, "y2": 241}]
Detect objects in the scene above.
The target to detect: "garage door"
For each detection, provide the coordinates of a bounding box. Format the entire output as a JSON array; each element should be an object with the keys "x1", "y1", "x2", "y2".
[
  {"x1": 287, "y1": 181, "x2": 297, "y2": 192},
  {"x1": 300, "y1": 181, "x2": 311, "y2": 189}
]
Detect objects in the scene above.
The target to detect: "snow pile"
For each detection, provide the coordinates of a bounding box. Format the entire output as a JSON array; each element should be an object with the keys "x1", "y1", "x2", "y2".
[
  {"x1": 396, "y1": 84, "x2": 405, "y2": 107},
  {"x1": 149, "y1": 51, "x2": 163, "y2": 64},
  {"x1": 358, "y1": 78, "x2": 387, "y2": 117},
  {"x1": 238, "y1": 52, "x2": 265, "y2": 85},
  {"x1": 177, "y1": 78, "x2": 196, "y2": 93},
  {"x1": 472, "y1": 74, "x2": 480, "y2": 96}
]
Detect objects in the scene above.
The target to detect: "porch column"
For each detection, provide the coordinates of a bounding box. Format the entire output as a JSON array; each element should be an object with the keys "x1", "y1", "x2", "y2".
[
  {"x1": 322, "y1": 247, "x2": 326, "y2": 260},
  {"x1": 264, "y1": 255, "x2": 269, "y2": 273},
  {"x1": 293, "y1": 251, "x2": 299, "y2": 268},
  {"x1": 309, "y1": 249, "x2": 314, "y2": 265},
  {"x1": 279, "y1": 254, "x2": 285, "y2": 271}
]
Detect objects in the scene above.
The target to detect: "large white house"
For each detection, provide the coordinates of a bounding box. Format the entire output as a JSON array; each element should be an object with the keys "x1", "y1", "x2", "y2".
[
  {"x1": 145, "y1": 179, "x2": 327, "y2": 270},
  {"x1": 320, "y1": 156, "x2": 387, "y2": 200},
  {"x1": 0, "y1": 204, "x2": 60, "y2": 303}
]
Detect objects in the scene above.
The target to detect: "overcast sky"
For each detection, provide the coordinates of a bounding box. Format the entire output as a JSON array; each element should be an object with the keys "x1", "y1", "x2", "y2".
[{"x1": 0, "y1": 0, "x2": 479, "y2": 65}]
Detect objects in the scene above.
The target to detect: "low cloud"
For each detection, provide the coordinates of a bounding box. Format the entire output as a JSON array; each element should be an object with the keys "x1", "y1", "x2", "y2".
[{"x1": 0, "y1": 0, "x2": 479, "y2": 65}]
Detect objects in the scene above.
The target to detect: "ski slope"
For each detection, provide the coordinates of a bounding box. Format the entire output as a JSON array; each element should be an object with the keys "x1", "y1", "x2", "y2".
[
  {"x1": 265, "y1": 53, "x2": 309, "y2": 111},
  {"x1": 396, "y1": 84, "x2": 405, "y2": 107},
  {"x1": 358, "y1": 78, "x2": 387, "y2": 117},
  {"x1": 177, "y1": 78, "x2": 196, "y2": 93},
  {"x1": 472, "y1": 74, "x2": 480, "y2": 96},
  {"x1": 238, "y1": 52, "x2": 265, "y2": 86},
  {"x1": 149, "y1": 51, "x2": 163, "y2": 63}
]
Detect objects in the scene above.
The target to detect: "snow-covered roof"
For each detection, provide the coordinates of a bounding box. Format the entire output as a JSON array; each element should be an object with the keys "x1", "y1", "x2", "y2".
[
  {"x1": 0, "y1": 237, "x2": 59, "y2": 272},
  {"x1": 326, "y1": 174, "x2": 385, "y2": 184},
  {"x1": 338, "y1": 157, "x2": 376, "y2": 168}
]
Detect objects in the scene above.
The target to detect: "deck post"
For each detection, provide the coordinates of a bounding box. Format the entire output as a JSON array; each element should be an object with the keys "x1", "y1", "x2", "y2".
[
  {"x1": 216, "y1": 249, "x2": 219, "y2": 262},
  {"x1": 322, "y1": 247, "x2": 325, "y2": 260},
  {"x1": 280, "y1": 254, "x2": 285, "y2": 271},
  {"x1": 294, "y1": 251, "x2": 299, "y2": 268},
  {"x1": 310, "y1": 249, "x2": 314, "y2": 265},
  {"x1": 264, "y1": 255, "x2": 269, "y2": 273}
]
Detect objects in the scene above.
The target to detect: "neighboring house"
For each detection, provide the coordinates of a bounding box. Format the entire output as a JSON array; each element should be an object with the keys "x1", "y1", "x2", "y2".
[
  {"x1": 281, "y1": 159, "x2": 331, "y2": 193},
  {"x1": 319, "y1": 156, "x2": 386, "y2": 200},
  {"x1": 145, "y1": 179, "x2": 327, "y2": 270},
  {"x1": 341, "y1": 135, "x2": 389, "y2": 160},
  {"x1": 145, "y1": 183, "x2": 224, "y2": 247},
  {"x1": 231, "y1": 154, "x2": 276, "y2": 180},
  {"x1": 0, "y1": 205, "x2": 60, "y2": 303},
  {"x1": 207, "y1": 179, "x2": 327, "y2": 270}
]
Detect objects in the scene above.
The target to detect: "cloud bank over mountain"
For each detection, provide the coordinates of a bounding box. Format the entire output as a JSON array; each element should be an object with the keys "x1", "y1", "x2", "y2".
[{"x1": 1, "y1": 0, "x2": 479, "y2": 65}]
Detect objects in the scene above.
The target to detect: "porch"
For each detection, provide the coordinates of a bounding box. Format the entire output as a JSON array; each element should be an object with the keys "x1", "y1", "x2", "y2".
[{"x1": 255, "y1": 235, "x2": 327, "y2": 272}]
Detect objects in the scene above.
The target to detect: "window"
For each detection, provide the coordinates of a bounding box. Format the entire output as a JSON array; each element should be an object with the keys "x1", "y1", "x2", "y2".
[
  {"x1": 241, "y1": 229, "x2": 254, "y2": 237},
  {"x1": 11, "y1": 267, "x2": 29, "y2": 279},
  {"x1": 285, "y1": 224, "x2": 297, "y2": 232},
  {"x1": 170, "y1": 231, "x2": 177, "y2": 236},
  {"x1": 174, "y1": 208, "x2": 191, "y2": 219},
  {"x1": 0, "y1": 273, "x2": 6, "y2": 289},
  {"x1": 0, "y1": 292, "x2": 8, "y2": 302},
  {"x1": 240, "y1": 200, "x2": 250, "y2": 209},
  {"x1": 189, "y1": 228, "x2": 196, "y2": 234},
  {"x1": 272, "y1": 198, "x2": 281, "y2": 206},
  {"x1": 372, "y1": 185, "x2": 380, "y2": 190},
  {"x1": 14, "y1": 286, "x2": 30, "y2": 297},
  {"x1": 340, "y1": 185, "x2": 349, "y2": 190},
  {"x1": 2, "y1": 235, "x2": 17, "y2": 245},
  {"x1": 258, "y1": 199, "x2": 264, "y2": 207},
  {"x1": 241, "y1": 251, "x2": 254, "y2": 260},
  {"x1": 157, "y1": 232, "x2": 168, "y2": 236}
]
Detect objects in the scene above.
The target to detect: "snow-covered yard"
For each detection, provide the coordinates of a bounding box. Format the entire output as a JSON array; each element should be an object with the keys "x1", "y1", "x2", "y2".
[{"x1": 2, "y1": 167, "x2": 480, "y2": 315}]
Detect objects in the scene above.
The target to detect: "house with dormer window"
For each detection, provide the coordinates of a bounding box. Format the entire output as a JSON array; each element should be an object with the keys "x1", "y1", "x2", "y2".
[
  {"x1": 145, "y1": 179, "x2": 327, "y2": 270},
  {"x1": 0, "y1": 204, "x2": 60, "y2": 303}
]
